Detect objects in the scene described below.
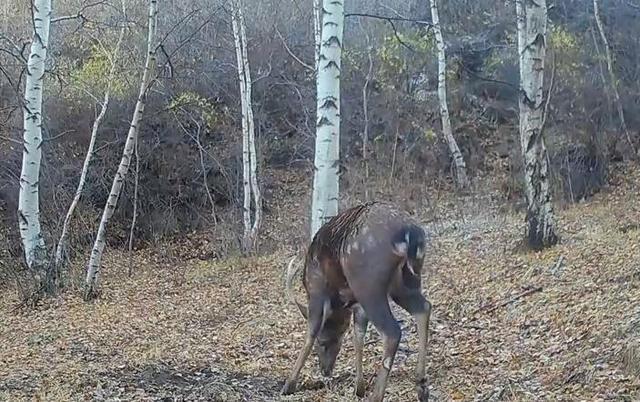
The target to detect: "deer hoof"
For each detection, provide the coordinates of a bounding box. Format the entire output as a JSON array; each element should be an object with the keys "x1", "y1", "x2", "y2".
[
  {"x1": 281, "y1": 381, "x2": 296, "y2": 395},
  {"x1": 355, "y1": 380, "x2": 366, "y2": 397},
  {"x1": 416, "y1": 378, "x2": 429, "y2": 402}
]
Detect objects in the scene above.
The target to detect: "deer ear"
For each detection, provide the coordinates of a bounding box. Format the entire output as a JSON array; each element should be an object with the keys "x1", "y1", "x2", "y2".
[{"x1": 392, "y1": 241, "x2": 408, "y2": 257}]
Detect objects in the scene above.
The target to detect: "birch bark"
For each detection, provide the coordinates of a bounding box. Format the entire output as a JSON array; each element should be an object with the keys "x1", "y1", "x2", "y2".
[
  {"x1": 18, "y1": 0, "x2": 52, "y2": 274},
  {"x1": 516, "y1": 0, "x2": 558, "y2": 249},
  {"x1": 430, "y1": 0, "x2": 469, "y2": 189},
  {"x1": 84, "y1": 0, "x2": 158, "y2": 299},
  {"x1": 310, "y1": 0, "x2": 344, "y2": 238},
  {"x1": 232, "y1": 0, "x2": 262, "y2": 253},
  {"x1": 313, "y1": 0, "x2": 322, "y2": 71},
  {"x1": 55, "y1": 4, "x2": 126, "y2": 274}
]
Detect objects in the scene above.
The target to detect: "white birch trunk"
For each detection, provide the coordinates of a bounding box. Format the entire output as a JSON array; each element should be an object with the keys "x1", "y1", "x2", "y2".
[
  {"x1": 84, "y1": 0, "x2": 158, "y2": 298},
  {"x1": 18, "y1": 0, "x2": 52, "y2": 273},
  {"x1": 55, "y1": 10, "x2": 126, "y2": 273},
  {"x1": 310, "y1": 0, "x2": 344, "y2": 238},
  {"x1": 430, "y1": 0, "x2": 469, "y2": 189},
  {"x1": 516, "y1": 0, "x2": 558, "y2": 249},
  {"x1": 593, "y1": 0, "x2": 635, "y2": 155},
  {"x1": 232, "y1": 0, "x2": 262, "y2": 253},
  {"x1": 232, "y1": 12, "x2": 251, "y2": 251},
  {"x1": 313, "y1": 0, "x2": 322, "y2": 72},
  {"x1": 240, "y1": 7, "x2": 262, "y2": 247}
]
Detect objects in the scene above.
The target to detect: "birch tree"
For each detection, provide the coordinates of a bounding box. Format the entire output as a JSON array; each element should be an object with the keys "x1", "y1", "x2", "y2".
[
  {"x1": 232, "y1": 0, "x2": 262, "y2": 254},
  {"x1": 310, "y1": 0, "x2": 344, "y2": 238},
  {"x1": 593, "y1": 0, "x2": 635, "y2": 155},
  {"x1": 313, "y1": 0, "x2": 321, "y2": 71},
  {"x1": 55, "y1": 3, "x2": 126, "y2": 275},
  {"x1": 18, "y1": 0, "x2": 52, "y2": 283},
  {"x1": 429, "y1": 0, "x2": 468, "y2": 189},
  {"x1": 516, "y1": 0, "x2": 558, "y2": 249},
  {"x1": 85, "y1": 0, "x2": 158, "y2": 299}
]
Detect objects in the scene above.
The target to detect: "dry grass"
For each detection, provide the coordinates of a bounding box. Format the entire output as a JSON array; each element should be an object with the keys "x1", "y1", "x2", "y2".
[{"x1": 1, "y1": 164, "x2": 640, "y2": 401}]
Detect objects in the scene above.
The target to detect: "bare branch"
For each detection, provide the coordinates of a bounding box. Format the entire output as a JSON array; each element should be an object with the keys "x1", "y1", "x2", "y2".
[
  {"x1": 626, "y1": 1, "x2": 640, "y2": 10},
  {"x1": 345, "y1": 12, "x2": 432, "y2": 27},
  {"x1": 162, "y1": 8, "x2": 221, "y2": 73},
  {"x1": 51, "y1": 0, "x2": 107, "y2": 23},
  {"x1": 0, "y1": 136, "x2": 22, "y2": 145},
  {"x1": 43, "y1": 130, "x2": 76, "y2": 142},
  {"x1": 51, "y1": 14, "x2": 85, "y2": 23},
  {"x1": 345, "y1": 13, "x2": 432, "y2": 54},
  {"x1": 274, "y1": 26, "x2": 314, "y2": 72},
  {"x1": 540, "y1": 50, "x2": 556, "y2": 138},
  {"x1": 157, "y1": 8, "x2": 201, "y2": 49}
]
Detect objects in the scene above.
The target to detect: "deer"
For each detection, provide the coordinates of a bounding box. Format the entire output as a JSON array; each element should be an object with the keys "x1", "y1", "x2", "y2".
[{"x1": 281, "y1": 201, "x2": 432, "y2": 402}]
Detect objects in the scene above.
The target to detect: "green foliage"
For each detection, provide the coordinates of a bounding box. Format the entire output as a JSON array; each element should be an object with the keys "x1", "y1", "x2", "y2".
[
  {"x1": 66, "y1": 44, "x2": 128, "y2": 101},
  {"x1": 549, "y1": 25, "x2": 579, "y2": 55},
  {"x1": 342, "y1": 48, "x2": 366, "y2": 69},
  {"x1": 423, "y1": 128, "x2": 437, "y2": 143},
  {"x1": 169, "y1": 91, "x2": 221, "y2": 130},
  {"x1": 548, "y1": 24, "x2": 582, "y2": 82},
  {"x1": 376, "y1": 30, "x2": 435, "y2": 89},
  {"x1": 483, "y1": 52, "x2": 505, "y2": 75}
]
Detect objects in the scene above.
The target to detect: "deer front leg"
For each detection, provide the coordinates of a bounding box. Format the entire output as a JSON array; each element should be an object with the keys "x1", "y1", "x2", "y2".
[
  {"x1": 281, "y1": 298, "x2": 324, "y2": 395},
  {"x1": 393, "y1": 291, "x2": 431, "y2": 401},
  {"x1": 352, "y1": 304, "x2": 369, "y2": 397}
]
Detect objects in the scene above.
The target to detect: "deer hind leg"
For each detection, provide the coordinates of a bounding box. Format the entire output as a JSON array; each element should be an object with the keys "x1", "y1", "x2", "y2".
[
  {"x1": 393, "y1": 291, "x2": 432, "y2": 401},
  {"x1": 352, "y1": 303, "x2": 369, "y2": 397},
  {"x1": 281, "y1": 297, "x2": 325, "y2": 395},
  {"x1": 357, "y1": 296, "x2": 401, "y2": 402}
]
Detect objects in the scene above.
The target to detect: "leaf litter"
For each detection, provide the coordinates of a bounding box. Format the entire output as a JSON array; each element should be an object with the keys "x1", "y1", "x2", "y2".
[{"x1": 1, "y1": 163, "x2": 640, "y2": 401}]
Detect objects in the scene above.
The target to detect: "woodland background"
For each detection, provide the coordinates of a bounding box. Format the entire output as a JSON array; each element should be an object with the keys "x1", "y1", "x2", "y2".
[{"x1": 1, "y1": 0, "x2": 640, "y2": 400}]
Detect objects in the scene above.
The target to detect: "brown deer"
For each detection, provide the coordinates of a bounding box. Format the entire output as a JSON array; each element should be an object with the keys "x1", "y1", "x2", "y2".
[{"x1": 281, "y1": 202, "x2": 431, "y2": 402}]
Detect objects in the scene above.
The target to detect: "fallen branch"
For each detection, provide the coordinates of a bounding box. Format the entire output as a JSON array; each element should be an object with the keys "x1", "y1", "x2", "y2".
[
  {"x1": 550, "y1": 255, "x2": 564, "y2": 276},
  {"x1": 476, "y1": 286, "x2": 543, "y2": 314}
]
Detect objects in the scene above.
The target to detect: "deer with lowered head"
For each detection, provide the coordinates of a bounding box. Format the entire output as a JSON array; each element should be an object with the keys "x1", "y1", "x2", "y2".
[{"x1": 281, "y1": 201, "x2": 431, "y2": 401}]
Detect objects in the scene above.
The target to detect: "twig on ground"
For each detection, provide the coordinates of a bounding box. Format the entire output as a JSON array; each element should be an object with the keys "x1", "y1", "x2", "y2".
[
  {"x1": 550, "y1": 255, "x2": 564, "y2": 276},
  {"x1": 474, "y1": 285, "x2": 543, "y2": 314}
]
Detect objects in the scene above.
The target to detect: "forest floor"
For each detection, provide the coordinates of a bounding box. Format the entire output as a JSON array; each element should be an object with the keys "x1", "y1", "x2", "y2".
[{"x1": 1, "y1": 164, "x2": 640, "y2": 402}]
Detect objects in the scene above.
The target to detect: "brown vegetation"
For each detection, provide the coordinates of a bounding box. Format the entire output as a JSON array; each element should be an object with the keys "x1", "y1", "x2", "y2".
[{"x1": 1, "y1": 163, "x2": 639, "y2": 400}]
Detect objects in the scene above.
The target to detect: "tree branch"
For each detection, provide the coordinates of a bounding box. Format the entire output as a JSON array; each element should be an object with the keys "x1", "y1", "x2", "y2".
[
  {"x1": 461, "y1": 63, "x2": 519, "y2": 90},
  {"x1": 51, "y1": 0, "x2": 107, "y2": 23},
  {"x1": 474, "y1": 286, "x2": 543, "y2": 315},
  {"x1": 345, "y1": 12, "x2": 433, "y2": 27},
  {"x1": 625, "y1": 1, "x2": 640, "y2": 10},
  {"x1": 0, "y1": 135, "x2": 22, "y2": 145},
  {"x1": 274, "y1": 26, "x2": 314, "y2": 72},
  {"x1": 43, "y1": 130, "x2": 75, "y2": 142},
  {"x1": 540, "y1": 50, "x2": 556, "y2": 139},
  {"x1": 51, "y1": 13, "x2": 86, "y2": 23}
]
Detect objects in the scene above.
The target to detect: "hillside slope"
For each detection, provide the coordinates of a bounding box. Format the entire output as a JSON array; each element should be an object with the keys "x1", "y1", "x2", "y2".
[{"x1": 1, "y1": 164, "x2": 639, "y2": 401}]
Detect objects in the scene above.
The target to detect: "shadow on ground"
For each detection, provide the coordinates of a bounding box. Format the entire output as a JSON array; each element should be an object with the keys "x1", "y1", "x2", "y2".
[{"x1": 92, "y1": 363, "x2": 283, "y2": 401}]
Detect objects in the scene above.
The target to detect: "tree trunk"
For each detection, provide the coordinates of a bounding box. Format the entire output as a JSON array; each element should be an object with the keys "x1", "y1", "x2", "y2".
[
  {"x1": 126, "y1": 134, "x2": 140, "y2": 276},
  {"x1": 516, "y1": 0, "x2": 558, "y2": 250},
  {"x1": 310, "y1": 0, "x2": 344, "y2": 238},
  {"x1": 362, "y1": 44, "x2": 373, "y2": 202},
  {"x1": 18, "y1": 0, "x2": 52, "y2": 284},
  {"x1": 313, "y1": 0, "x2": 322, "y2": 72},
  {"x1": 430, "y1": 0, "x2": 469, "y2": 189},
  {"x1": 84, "y1": 0, "x2": 158, "y2": 299},
  {"x1": 593, "y1": 0, "x2": 635, "y2": 156},
  {"x1": 232, "y1": 0, "x2": 262, "y2": 254},
  {"x1": 55, "y1": 6, "x2": 126, "y2": 278}
]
